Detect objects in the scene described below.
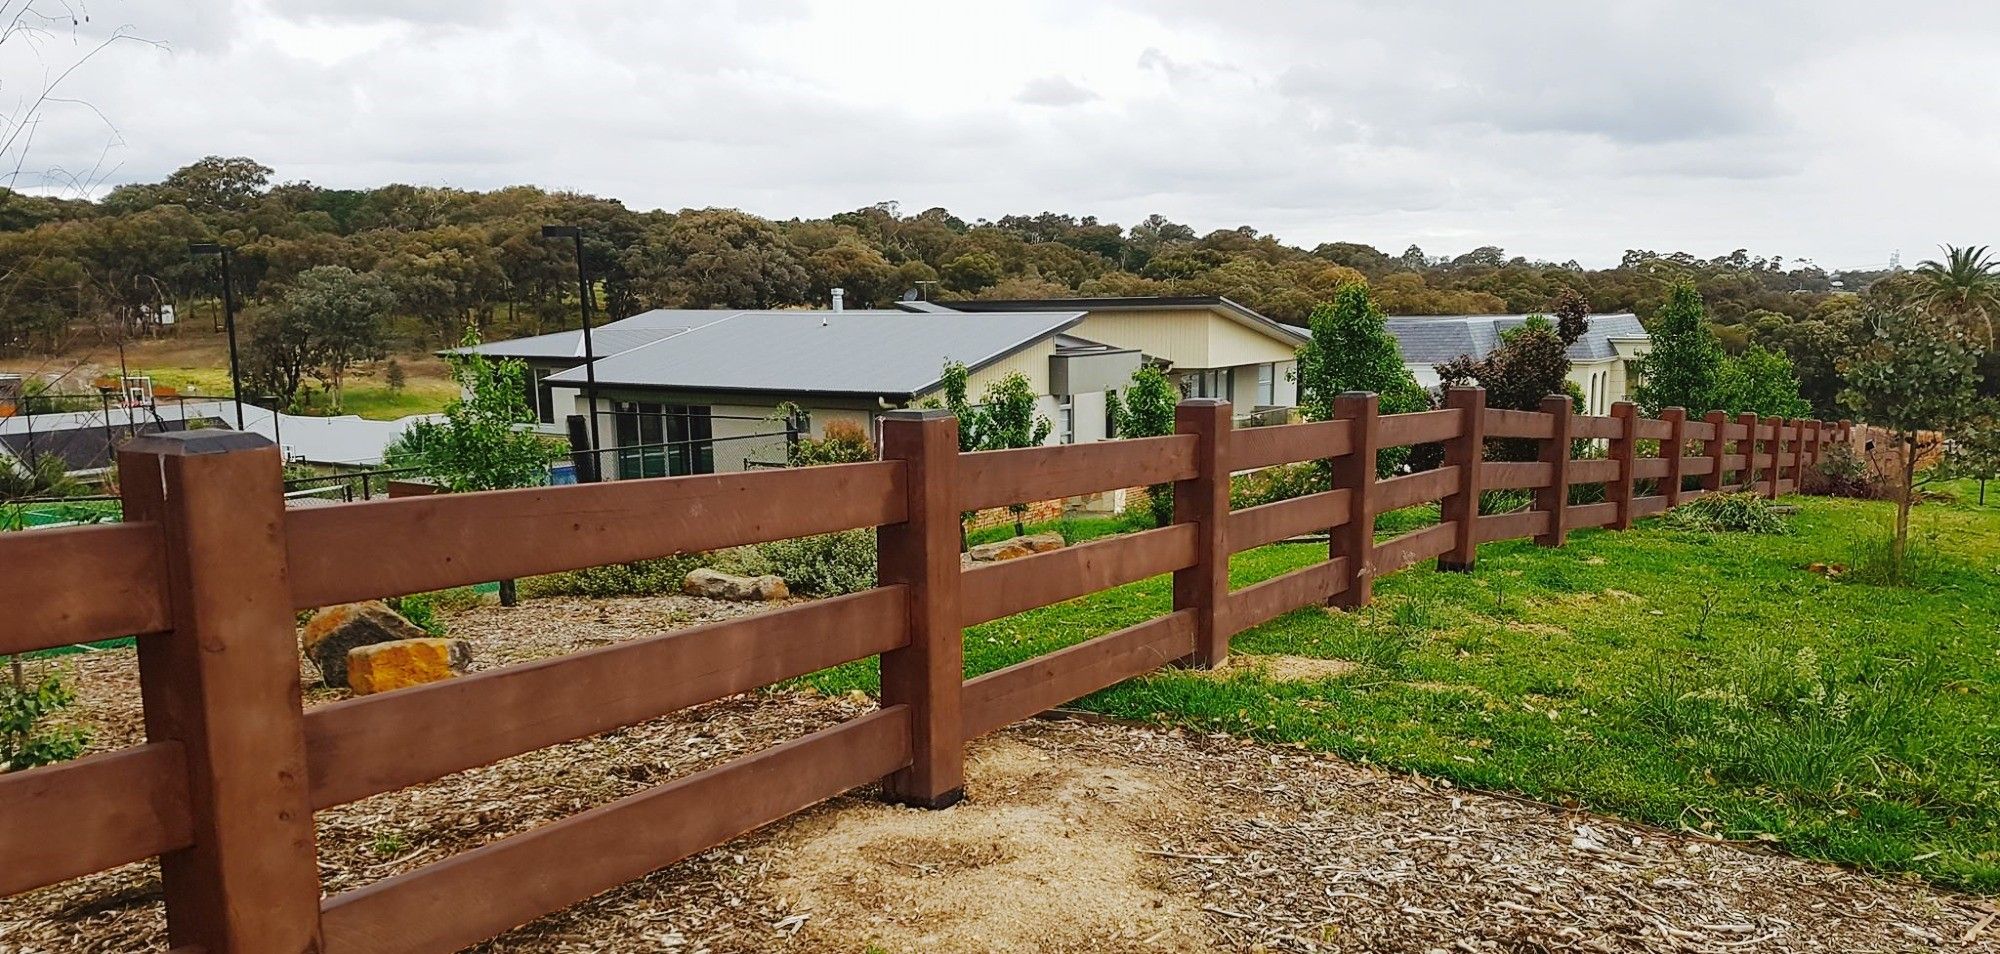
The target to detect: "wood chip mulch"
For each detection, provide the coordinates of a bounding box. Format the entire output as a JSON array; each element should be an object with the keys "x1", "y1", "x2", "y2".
[{"x1": 0, "y1": 593, "x2": 1992, "y2": 953}]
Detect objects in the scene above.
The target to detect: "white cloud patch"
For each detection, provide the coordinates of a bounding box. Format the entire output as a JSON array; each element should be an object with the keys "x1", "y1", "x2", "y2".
[{"x1": 5, "y1": 0, "x2": 1999, "y2": 267}]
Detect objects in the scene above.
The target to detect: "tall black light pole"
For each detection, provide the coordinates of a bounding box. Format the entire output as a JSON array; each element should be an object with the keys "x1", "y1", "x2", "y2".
[
  {"x1": 542, "y1": 225, "x2": 601, "y2": 461},
  {"x1": 188, "y1": 242, "x2": 245, "y2": 430}
]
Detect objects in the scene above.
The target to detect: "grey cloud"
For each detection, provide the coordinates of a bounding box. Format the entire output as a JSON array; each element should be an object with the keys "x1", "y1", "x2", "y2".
[
  {"x1": 5, "y1": 0, "x2": 1997, "y2": 267},
  {"x1": 1015, "y1": 76, "x2": 1097, "y2": 107}
]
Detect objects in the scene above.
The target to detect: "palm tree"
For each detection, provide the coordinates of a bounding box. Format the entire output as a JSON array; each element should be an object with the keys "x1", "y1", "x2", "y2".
[{"x1": 1914, "y1": 244, "x2": 2000, "y2": 344}]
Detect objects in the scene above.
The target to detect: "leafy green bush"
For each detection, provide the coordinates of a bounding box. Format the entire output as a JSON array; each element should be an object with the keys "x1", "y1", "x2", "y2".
[
  {"x1": 1229, "y1": 461, "x2": 1326, "y2": 509},
  {"x1": 519, "y1": 555, "x2": 709, "y2": 599},
  {"x1": 788, "y1": 420, "x2": 874, "y2": 466},
  {"x1": 2, "y1": 669, "x2": 90, "y2": 771},
  {"x1": 1663, "y1": 492, "x2": 1790, "y2": 534},
  {"x1": 1804, "y1": 442, "x2": 1883, "y2": 500},
  {"x1": 743, "y1": 529, "x2": 876, "y2": 597},
  {"x1": 384, "y1": 594, "x2": 447, "y2": 636}
]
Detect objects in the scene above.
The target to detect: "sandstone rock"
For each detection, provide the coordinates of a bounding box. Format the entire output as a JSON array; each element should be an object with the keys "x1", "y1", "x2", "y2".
[
  {"x1": 346, "y1": 638, "x2": 473, "y2": 695},
  {"x1": 302, "y1": 601, "x2": 430, "y2": 688},
  {"x1": 683, "y1": 567, "x2": 790, "y2": 601},
  {"x1": 967, "y1": 531, "x2": 1066, "y2": 562}
]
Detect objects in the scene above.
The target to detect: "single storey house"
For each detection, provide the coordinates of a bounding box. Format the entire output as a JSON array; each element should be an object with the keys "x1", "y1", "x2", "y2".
[
  {"x1": 939, "y1": 296, "x2": 1305, "y2": 421},
  {"x1": 528, "y1": 308, "x2": 1139, "y2": 479},
  {"x1": 467, "y1": 295, "x2": 1307, "y2": 481},
  {"x1": 1383, "y1": 313, "x2": 1651, "y2": 415}
]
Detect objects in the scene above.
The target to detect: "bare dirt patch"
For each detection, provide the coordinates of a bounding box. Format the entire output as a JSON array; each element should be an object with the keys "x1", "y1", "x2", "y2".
[
  {"x1": 766, "y1": 739, "x2": 1210, "y2": 953},
  {"x1": 1210, "y1": 653, "x2": 1360, "y2": 683},
  {"x1": 2, "y1": 593, "x2": 1991, "y2": 953}
]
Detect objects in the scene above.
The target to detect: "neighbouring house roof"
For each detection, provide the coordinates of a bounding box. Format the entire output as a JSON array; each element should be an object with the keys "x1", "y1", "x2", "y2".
[
  {"x1": 543, "y1": 309, "x2": 1086, "y2": 398},
  {"x1": 0, "y1": 415, "x2": 225, "y2": 473},
  {"x1": 937, "y1": 296, "x2": 1310, "y2": 347},
  {"x1": 0, "y1": 400, "x2": 440, "y2": 471},
  {"x1": 455, "y1": 309, "x2": 732, "y2": 361},
  {"x1": 1381, "y1": 313, "x2": 1648, "y2": 366}
]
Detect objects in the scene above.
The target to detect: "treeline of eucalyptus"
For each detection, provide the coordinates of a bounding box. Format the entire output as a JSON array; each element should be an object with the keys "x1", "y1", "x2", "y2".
[{"x1": 0, "y1": 155, "x2": 1905, "y2": 416}]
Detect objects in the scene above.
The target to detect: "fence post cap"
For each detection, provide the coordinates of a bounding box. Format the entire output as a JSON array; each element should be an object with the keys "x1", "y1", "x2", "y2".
[
  {"x1": 879, "y1": 408, "x2": 956, "y2": 422},
  {"x1": 1176, "y1": 397, "x2": 1229, "y2": 408},
  {"x1": 121, "y1": 429, "x2": 273, "y2": 457}
]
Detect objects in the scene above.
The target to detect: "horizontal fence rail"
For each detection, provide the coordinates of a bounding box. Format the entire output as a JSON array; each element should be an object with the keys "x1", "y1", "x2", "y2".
[{"x1": 0, "y1": 393, "x2": 1851, "y2": 953}]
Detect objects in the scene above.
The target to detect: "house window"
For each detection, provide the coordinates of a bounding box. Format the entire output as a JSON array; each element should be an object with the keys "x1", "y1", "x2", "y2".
[
  {"x1": 613, "y1": 401, "x2": 714, "y2": 479},
  {"x1": 536, "y1": 368, "x2": 556, "y2": 424},
  {"x1": 1189, "y1": 368, "x2": 1233, "y2": 400},
  {"x1": 1058, "y1": 397, "x2": 1074, "y2": 444},
  {"x1": 520, "y1": 367, "x2": 556, "y2": 425},
  {"x1": 1256, "y1": 363, "x2": 1275, "y2": 406}
]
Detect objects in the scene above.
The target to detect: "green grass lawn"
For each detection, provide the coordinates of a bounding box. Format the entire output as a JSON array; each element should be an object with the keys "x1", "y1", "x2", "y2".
[
  {"x1": 328, "y1": 382, "x2": 457, "y2": 420},
  {"x1": 137, "y1": 366, "x2": 457, "y2": 421},
  {"x1": 807, "y1": 487, "x2": 2000, "y2": 892}
]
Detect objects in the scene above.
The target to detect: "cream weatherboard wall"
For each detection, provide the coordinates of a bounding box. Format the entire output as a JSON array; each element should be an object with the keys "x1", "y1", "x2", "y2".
[{"x1": 1066, "y1": 305, "x2": 1302, "y2": 410}]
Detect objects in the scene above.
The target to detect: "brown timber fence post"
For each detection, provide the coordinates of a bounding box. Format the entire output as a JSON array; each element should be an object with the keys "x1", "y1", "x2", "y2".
[
  {"x1": 1329, "y1": 391, "x2": 1378, "y2": 608},
  {"x1": 1790, "y1": 418, "x2": 1810, "y2": 489},
  {"x1": 1765, "y1": 415, "x2": 1784, "y2": 499},
  {"x1": 116, "y1": 430, "x2": 323, "y2": 954},
  {"x1": 1661, "y1": 407, "x2": 1687, "y2": 508},
  {"x1": 1609, "y1": 400, "x2": 1638, "y2": 530},
  {"x1": 1438, "y1": 386, "x2": 1485, "y2": 572},
  {"x1": 1702, "y1": 410, "x2": 1727, "y2": 494},
  {"x1": 1737, "y1": 412, "x2": 1761, "y2": 492},
  {"x1": 1172, "y1": 398, "x2": 1233, "y2": 667},
  {"x1": 1533, "y1": 394, "x2": 1572, "y2": 547},
  {"x1": 876, "y1": 409, "x2": 964, "y2": 809}
]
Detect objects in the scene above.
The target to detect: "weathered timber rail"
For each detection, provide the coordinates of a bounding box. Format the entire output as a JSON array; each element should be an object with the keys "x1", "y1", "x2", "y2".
[{"x1": 0, "y1": 390, "x2": 1850, "y2": 953}]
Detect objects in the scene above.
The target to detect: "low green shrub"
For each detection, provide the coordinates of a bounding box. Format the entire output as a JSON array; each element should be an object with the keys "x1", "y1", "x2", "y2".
[
  {"x1": 1662, "y1": 492, "x2": 1791, "y2": 534},
  {"x1": 1230, "y1": 460, "x2": 1326, "y2": 509},
  {"x1": 742, "y1": 529, "x2": 876, "y2": 597},
  {"x1": 384, "y1": 594, "x2": 448, "y2": 636},
  {"x1": 1804, "y1": 442, "x2": 1884, "y2": 500},
  {"x1": 1, "y1": 667, "x2": 90, "y2": 771},
  {"x1": 519, "y1": 555, "x2": 709, "y2": 599}
]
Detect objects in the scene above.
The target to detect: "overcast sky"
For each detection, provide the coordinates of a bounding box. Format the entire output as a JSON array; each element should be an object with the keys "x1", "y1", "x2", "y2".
[{"x1": 11, "y1": 0, "x2": 2000, "y2": 268}]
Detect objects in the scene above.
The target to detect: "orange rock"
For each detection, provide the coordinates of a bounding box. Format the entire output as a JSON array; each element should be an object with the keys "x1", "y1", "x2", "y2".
[{"x1": 346, "y1": 638, "x2": 472, "y2": 695}]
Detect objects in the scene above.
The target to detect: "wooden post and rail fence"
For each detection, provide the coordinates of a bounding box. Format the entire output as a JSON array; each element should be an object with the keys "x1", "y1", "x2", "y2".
[{"x1": 0, "y1": 389, "x2": 1851, "y2": 953}]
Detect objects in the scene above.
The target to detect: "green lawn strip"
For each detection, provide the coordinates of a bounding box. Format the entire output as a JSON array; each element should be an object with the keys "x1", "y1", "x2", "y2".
[{"x1": 804, "y1": 494, "x2": 2000, "y2": 892}]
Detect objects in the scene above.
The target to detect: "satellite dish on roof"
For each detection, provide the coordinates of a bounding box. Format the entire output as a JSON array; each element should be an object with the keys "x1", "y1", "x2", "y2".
[{"x1": 899, "y1": 288, "x2": 919, "y2": 302}]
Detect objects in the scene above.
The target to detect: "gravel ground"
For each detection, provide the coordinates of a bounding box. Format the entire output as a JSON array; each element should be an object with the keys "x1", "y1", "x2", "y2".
[{"x1": 1, "y1": 593, "x2": 1993, "y2": 953}]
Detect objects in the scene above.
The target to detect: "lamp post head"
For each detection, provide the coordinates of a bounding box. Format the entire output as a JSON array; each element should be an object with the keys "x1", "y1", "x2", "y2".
[{"x1": 541, "y1": 225, "x2": 581, "y2": 240}]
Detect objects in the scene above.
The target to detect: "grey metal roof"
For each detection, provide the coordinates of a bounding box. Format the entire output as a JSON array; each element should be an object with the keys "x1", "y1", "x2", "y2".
[
  {"x1": 1381, "y1": 313, "x2": 1646, "y2": 364},
  {"x1": 457, "y1": 309, "x2": 728, "y2": 360},
  {"x1": 543, "y1": 309, "x2": 1086, "y2": 397},
  {"x1": 0, "y1": 416, "x2": 224, "y2": 473}
]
